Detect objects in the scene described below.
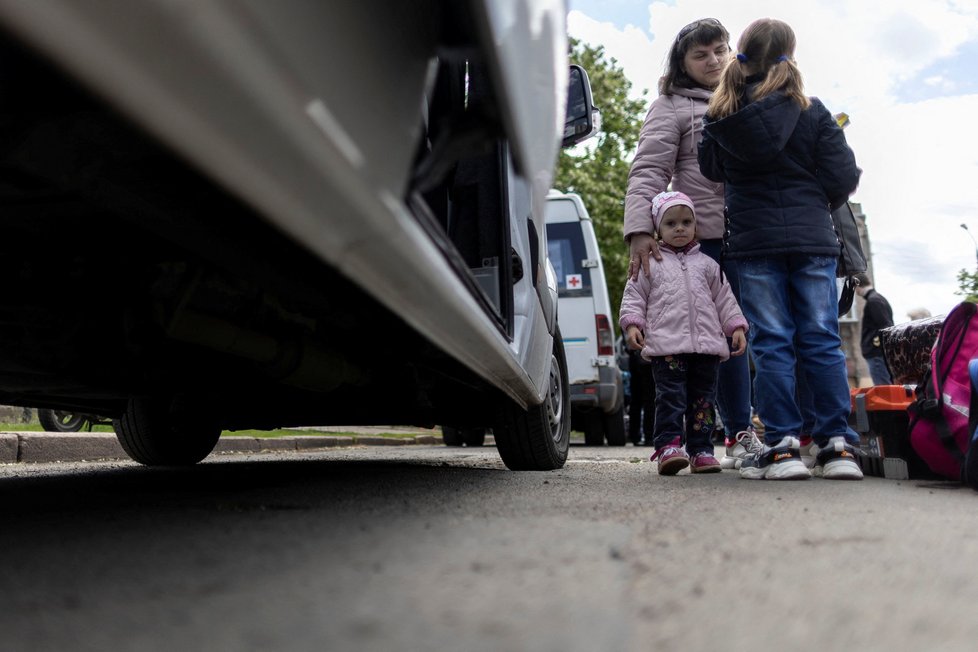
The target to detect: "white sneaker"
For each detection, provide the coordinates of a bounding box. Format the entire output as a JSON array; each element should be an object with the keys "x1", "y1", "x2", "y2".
[
  {"x1": 811, "y1": 436, "x2": 864, "y2": 480},
  {"x1": 740, "y1": 436, "x2": 812, "y2": 480},
  {"x1": 799, "y1": 436, "x2": 816, "y2": 469},
  {"x1": 721, "y1": 429, "x2": 763, "y2": 469}
]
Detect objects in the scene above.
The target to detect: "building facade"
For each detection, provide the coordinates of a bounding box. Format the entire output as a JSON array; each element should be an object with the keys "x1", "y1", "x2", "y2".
[{"x1": 839, "y1": 201, "x2": 872, "y2": 387}]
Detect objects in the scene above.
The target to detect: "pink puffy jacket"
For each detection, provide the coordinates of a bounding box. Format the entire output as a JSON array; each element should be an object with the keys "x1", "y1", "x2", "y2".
[
  {"x1": 623, "y1": 86, "x2": 725, "y2": 241},
  {"x1": 619, "y1": 243, "x2": 747, "y2": 361}
]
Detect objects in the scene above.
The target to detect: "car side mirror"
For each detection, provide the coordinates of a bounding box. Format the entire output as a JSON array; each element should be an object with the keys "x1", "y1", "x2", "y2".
[{"x1": 563, "y1": 64, "x2": 600, "y2": 148}]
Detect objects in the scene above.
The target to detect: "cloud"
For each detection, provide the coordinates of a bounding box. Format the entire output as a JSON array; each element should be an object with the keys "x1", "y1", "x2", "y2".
[
  {"x1": 567, "y1": 10, "x2": 660, "y2": 98},
  {"x1": 845, "y1": 93, "x2": 978, "y2": 320},
  {"x1": 923, "y1": 75, "x2": 953, "y2": 90}
]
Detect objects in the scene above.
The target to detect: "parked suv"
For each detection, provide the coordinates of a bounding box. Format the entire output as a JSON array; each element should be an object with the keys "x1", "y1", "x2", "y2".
[{"x1": 545, "y1": 191, "x2": 625, "y2": 445}]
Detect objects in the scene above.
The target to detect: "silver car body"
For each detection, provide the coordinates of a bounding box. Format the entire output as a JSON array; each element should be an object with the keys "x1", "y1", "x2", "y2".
[{"x1": 0, "y1": 0, "x2": 568, "y2": 409}]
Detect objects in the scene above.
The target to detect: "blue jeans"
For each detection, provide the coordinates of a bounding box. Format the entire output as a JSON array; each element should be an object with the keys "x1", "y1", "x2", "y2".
[
  {"x1": 866, "y1": 356, "x2": 892, "y2": 385},
  {"x1": 730, "y1": 254, "x2": 858, "y2": 446},
  {"x1": 699, "y1": 239, "x2": 753, "y2": 436},
  {"x1": 795, "y1": 354, "x2": 816, "y2": 436}
]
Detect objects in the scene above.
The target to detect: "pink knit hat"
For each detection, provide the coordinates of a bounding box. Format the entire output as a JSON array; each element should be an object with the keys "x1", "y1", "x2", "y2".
[{"x1": 650, "y1": 191, "x2": 696, "y2": 232}]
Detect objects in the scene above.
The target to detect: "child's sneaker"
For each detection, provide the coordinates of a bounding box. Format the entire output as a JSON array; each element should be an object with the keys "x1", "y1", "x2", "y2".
[
  {"x1": 740, "y1": 436, "x2": 811, "y2": 480},
  {"x1": 799, "y1": 434, "x2": 816, "y2": 468},
  {"x1": 811, "y1": 436, "x2": 864, "y2": 480},
  {"x1": 721, "y1": 429, "x2": 763, "y2": 469},
  {"x1": 650, "y1": 437, "x2": 689, "y2": 475},
  {"x1": 689, "y1": 451, "x2": 722, "y2": 473}
]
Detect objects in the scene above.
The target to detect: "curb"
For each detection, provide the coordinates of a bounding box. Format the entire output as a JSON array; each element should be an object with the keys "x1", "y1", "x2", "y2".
[{"x1": 0, "y1": 431, "x2": 456, "y2": 465}]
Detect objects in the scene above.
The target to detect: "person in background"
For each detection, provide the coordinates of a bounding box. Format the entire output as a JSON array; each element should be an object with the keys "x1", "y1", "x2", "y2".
[
  {"x1": 623, "y1": 17, "x2": 755, "y2": 468},
  {"x1": 620, "y1": 191, "x2": 747, "y2": 475},
  {"x1": 907, "y1": 307, "x2": 931, "y2": 321},
  {"x1": 698, "y1": 17, "x2": 863, "y2": 480},
  {"x1": 627, "y1": 347, "x2": 656, "y2": 445},
  {"x1": 854, "y1": 272, "x2": 894, "y2": 385}
]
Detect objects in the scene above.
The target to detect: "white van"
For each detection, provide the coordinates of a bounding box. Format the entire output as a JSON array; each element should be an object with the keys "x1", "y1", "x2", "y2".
[
  {"x1": 545, "y1": 191, "x2": 625, "y2": 445},
  {"x1": 0, "y1": 1, "x2": 599, "y2": 470}
]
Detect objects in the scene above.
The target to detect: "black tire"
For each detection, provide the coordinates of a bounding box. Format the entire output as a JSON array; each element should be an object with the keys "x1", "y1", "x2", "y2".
[
  {"x1": 112, "y1": 396, "x2": 221, "y2": 466},
  {"x1": 463, "y1": 428, "x2": 486, "y2": 447},
  {"x1": 442, "y1": 426, "x2": 464, "y2": 446},
  {"x1": 604, "y1": 406, "x2": 627, "y2": 446},
  {"x1": 493, "y1": 328, "x2": 571, "y2": 470},
  {"x1": 442, "y1": 426, "x2": 487, "y2": 447},
  {"x1": 38, "y1": 409, "x2": 88, "y2": 432},
  {"x1": 582, "y1": 411, "x2": 605, "y2": 446}
]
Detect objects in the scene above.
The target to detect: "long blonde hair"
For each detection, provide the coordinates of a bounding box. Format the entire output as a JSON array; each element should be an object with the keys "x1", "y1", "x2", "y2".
[{"x1": 707, "y1": 18, "x2": 810, "y2": 119}]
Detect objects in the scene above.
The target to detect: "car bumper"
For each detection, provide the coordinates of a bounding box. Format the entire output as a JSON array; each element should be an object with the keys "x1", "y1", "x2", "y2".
[{"x1": 568, "y1": 366, "x2": 622, "y2": 413}]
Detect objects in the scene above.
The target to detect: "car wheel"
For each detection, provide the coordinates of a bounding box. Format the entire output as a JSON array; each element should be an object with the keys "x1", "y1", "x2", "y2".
[
  {"x1": 112, "y1": 396, "x2": 221, "y2": 466},
  {"x1": 442, "y1": 426, "x2": 487, "y2": 447},
  {"x1": 38, "y1": 409, "x2": 88, "y2": 432},
  {"x1": 463, "y1": 428, "x2": 487, "y2": 447},
  {"x1": 604, "y1": 406, "x2": 626, "y2": 446},
  {"x1": 442, "y1": 426, "x2": 464, "y2": 446},
  {"x1": 493, "y1": 328, "x2": 571, "y2": 470}
]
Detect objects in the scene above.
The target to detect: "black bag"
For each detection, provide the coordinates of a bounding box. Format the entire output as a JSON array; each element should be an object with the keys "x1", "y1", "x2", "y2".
[{"x1": 832, "y1": 201, "x2": 867, "y2": 316}]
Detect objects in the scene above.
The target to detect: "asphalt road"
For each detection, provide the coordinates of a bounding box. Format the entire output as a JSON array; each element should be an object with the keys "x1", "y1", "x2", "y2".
[{"x1": 1, "y1": 444, "x2": 977, "y2": 652}]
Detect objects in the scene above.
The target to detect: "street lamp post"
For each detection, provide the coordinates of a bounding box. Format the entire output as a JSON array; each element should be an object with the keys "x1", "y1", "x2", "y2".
[{"x1": 961, "y1": 224, "x2": 978, "y2": 268}]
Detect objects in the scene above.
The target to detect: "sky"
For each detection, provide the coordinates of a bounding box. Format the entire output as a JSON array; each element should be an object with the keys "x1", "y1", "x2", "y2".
[{"x1": 566, "y1": 0, "x2": 978, "y2": 323}]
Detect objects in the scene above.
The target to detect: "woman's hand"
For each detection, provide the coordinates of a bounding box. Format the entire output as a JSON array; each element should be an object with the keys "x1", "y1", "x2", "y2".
[{"x1": 628, "y1": 233, "x2": 662, "y2": 280}]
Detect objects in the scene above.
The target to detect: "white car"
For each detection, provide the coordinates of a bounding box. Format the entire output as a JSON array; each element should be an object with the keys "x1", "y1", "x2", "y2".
[
  {"x1": 545, "y1": 191, "x2": 625, "y2": 445},
  {"x1": 0, "y1": 1, "x2": 597, "y2": 469}
]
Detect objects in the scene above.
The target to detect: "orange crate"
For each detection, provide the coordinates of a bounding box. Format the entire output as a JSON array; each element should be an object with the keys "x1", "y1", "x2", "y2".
[
  {"x1": 849, "y1": 384, "x2": 934, "y2": 479},
  {"x1": 850, "y1": 385, "x2": 914, "y2": 412}
]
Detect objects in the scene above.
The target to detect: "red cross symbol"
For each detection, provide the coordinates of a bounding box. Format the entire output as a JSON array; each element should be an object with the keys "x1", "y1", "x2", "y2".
[{"x1": 567, "y1": 274, "x2": 582, "y2": 288}]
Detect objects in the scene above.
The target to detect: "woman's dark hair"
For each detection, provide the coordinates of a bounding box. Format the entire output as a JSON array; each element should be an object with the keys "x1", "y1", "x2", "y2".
[{"x1": 658, "y1": 18, "x2": 730, "y2": 95}]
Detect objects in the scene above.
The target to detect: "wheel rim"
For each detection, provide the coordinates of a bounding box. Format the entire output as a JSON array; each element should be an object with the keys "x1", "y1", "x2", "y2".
[
  {"x1": 53, "y1": 411, "x2": 86, "y2": 430},
  {"x1": 546, "y1": 352, "x2": 564, "y2": 443}
]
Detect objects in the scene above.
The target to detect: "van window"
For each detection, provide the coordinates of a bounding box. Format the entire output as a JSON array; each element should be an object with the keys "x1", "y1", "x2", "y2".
[{"x1": 546, "y1": 222, "x2": 592, "y2": 297}]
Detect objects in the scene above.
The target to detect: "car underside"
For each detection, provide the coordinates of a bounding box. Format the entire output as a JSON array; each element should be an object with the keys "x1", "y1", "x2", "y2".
[{"x1": 0, "y1": 24, "x2": 509, "y2": 433}]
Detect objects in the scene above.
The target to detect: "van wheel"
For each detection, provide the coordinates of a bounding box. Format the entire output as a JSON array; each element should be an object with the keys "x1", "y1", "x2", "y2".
[
  {"x1": 494, "y1": 329, "x2": 571, "y2": 470},
  {"x1": 38, "y1": 409, "x2": 88, "y2": 432},
  {"x1": 464, "y1": 429, "x2": 487, "y2": 447},
  {"x1": 442, "y1": 426, "x2": 463, "y2": 446},
  {"x1": 604, "y1": 406, "x2": 626, "y2": 446},
  {"x1": 442, "y1": 427, "x2": 486, "y2": 447},
  {"x1": 113, "y1": 396, "x2": 221, "y2": 466}
]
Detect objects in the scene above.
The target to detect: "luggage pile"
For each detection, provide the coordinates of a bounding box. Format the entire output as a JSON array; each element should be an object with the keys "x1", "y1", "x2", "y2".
[{"x1": 857, "y1": 301, "x2": 978, "y2": 489}]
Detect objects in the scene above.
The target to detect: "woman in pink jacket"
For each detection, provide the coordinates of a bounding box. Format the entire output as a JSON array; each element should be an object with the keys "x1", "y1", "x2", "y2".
[
  {"x1": 624, "y1": 18, "x2": 754, "y2": 467},
  {"x1": 620, "y1": 192, "x2": 747, "y2": 475}
]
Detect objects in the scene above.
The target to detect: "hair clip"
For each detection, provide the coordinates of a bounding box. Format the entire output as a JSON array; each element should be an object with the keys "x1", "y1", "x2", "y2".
[
  {"x1": 736, "y1": 53, "x2": 748, "y2": 63},
  {"x1": 776, "y1": 55, "x2": 789, "y2": 62}
]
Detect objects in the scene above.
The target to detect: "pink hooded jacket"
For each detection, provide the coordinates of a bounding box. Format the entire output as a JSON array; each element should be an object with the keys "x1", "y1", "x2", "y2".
[
  {"x1": 619, "y1": 191, "x2": 747, "y2": 362},
  {"x1": 623, "y1": 86, "x2": 725, "y2": 241},
  {"x1": 619, "y1": 243, "x2": 747, "y2": 361}
]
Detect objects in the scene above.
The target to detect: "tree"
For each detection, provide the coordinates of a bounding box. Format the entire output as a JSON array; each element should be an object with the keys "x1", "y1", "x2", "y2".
[
  {"x1": 554, "y1": 39, "x2": 648, "y2": 334},
  {"x1": 956, "y1": 268, "x2": 978, "y2": 303}
]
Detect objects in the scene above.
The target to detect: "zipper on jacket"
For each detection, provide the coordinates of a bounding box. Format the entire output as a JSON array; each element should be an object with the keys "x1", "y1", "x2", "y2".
[{"x1": 679, "y1": 251, "x2": 699, "y2": 348}]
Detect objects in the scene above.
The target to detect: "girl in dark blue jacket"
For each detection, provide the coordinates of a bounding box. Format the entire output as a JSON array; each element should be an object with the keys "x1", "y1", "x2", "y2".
[{"x1": 698, "y1": 18, "x2": 863, "y2": 481}]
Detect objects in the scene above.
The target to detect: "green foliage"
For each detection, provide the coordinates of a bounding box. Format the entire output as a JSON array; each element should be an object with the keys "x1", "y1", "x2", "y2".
[
  {"x1": 0, "y1": 422, "x2": 114, "y2": 432},
  {"x1": 555, "y1": 39, "x2": 648, "y2": 333},
  {"x1": 955, "y1": 268, "x2": 978, "y2": 302}
]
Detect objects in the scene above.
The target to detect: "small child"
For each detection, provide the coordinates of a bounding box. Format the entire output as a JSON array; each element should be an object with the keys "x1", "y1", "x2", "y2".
[{"x1": 619, "y1": 191, "x2": 748, "y2": 475}]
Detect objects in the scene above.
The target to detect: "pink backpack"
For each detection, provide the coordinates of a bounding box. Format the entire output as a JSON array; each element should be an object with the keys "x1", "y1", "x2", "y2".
[{"x1": 907, "y1": 302, "x2": 978, "y2": 480}]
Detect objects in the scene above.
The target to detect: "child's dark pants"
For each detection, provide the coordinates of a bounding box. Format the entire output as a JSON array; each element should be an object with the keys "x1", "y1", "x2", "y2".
[{"x1": 650, "y1": 353, "x2": 720, "y2": 455}]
